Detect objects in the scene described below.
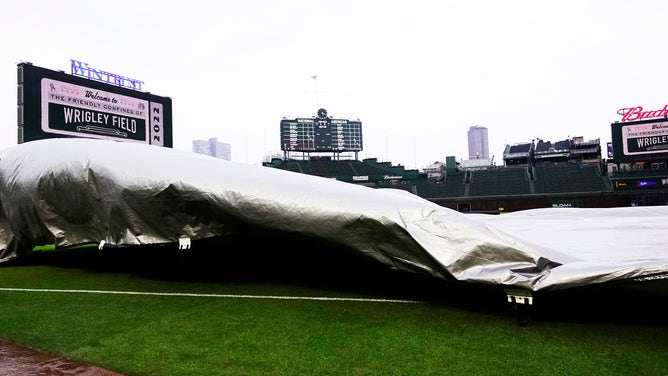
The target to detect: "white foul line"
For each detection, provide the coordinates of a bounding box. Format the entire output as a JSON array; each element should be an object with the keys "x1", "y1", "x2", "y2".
[{"x1": 0, "y1": 287, "x2": 423, "y2": 304}]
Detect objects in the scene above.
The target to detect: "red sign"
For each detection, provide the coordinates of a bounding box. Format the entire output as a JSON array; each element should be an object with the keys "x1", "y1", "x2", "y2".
[{"x1": 617, "y1": 105, "x2": 668, "y2": 122}]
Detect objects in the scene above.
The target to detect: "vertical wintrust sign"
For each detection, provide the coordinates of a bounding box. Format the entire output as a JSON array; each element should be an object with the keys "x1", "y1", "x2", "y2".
[{"x1": 17, "y1": 62, "x2": 172, "y2": 147}]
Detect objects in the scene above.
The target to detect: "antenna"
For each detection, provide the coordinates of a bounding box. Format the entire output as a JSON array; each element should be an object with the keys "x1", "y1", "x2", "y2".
[{"x1": 311, "y1": 74, "x2": 319, "y2": 108}]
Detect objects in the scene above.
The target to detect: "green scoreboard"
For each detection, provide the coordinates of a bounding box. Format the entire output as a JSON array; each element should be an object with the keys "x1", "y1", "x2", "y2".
[{"x1": 280, "y1": 108, "x2": 362, "y2": 152}]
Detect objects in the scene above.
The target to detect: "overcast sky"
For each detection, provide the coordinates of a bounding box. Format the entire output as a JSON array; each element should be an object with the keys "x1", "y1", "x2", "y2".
[{"x1": 2, "y1": 1, "x2": 667, "y2": 169}]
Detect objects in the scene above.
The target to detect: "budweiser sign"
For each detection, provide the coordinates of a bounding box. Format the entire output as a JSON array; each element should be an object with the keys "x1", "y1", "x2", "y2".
[{"x1": 617, "y1": 105, "x2": 668, "y2": 122}]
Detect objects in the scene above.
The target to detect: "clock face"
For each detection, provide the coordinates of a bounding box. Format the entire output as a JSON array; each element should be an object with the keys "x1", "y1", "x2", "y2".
[{"x1": 317, "y1": 108, "x2": 327, "y2": 118}]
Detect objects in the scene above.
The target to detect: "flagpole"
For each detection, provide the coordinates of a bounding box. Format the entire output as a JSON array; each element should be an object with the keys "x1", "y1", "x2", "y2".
[{"x1": 311, "y1": 74, "x2": 319, "y2": 108}]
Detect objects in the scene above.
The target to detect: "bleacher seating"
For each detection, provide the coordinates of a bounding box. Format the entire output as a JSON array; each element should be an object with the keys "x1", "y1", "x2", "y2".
[
  {"x1": 272, "y1": 159, "x2": 404, "y2": 181},
  {"x1": 350, "y1": 161, "x2": 390, "y2": 176},
  {"x1": 533, "y1": 164, "x2": 609, "y2": 194},
  {"x1": 467, "y1": 167, "x2": 530, "y2": 196},
  {"x1": 415, "y1": 171, "x2": 467, "y2": 198},
  {"x1": 276, "y1": 160, "x2": 304, "y2": 174}
]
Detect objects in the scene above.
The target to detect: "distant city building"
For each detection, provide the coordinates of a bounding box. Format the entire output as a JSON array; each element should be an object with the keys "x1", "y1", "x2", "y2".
[
  {"x1": 467, "y1": 125, "x2": 489, "y2": 159},
  {"x1": 192, "y1": 137, "x2": 231, "y2": 161}
]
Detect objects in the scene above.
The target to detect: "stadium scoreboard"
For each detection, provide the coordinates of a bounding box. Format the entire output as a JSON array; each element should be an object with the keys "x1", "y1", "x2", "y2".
[{"x1": 280, "y1": 108, "x2": 362, "y2": 152}]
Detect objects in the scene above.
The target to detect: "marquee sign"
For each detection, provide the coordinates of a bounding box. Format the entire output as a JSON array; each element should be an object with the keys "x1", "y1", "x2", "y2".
[
  {"x1": 620, "y1": 121, "x2": 668, "y2": 155},
  {"x1": 41, "y1": 78, "x2": 157, "y2": 143},
  {"x1": 17, "y1": 62, "x2": 172, "y2": 147},
  {"x1": 610, "y1": 116, "x2": 668, "y2": 162},
  {"x1": 611, "y1": 104, "x2": 668, "y2": 161}
]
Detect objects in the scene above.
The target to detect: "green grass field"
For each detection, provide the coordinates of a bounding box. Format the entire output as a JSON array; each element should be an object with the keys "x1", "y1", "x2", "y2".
[{"x1": 0, "y1": 238, "x2": 667, "y2": 376}]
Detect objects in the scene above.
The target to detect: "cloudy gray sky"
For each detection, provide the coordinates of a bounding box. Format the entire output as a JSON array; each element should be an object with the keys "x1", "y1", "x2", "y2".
[{"x1": 2, "y1": 0, "x2": 667, "y2": 168}]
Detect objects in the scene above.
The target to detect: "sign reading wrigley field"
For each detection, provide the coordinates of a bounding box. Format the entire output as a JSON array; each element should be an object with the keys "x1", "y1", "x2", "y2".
[
  {"x1": 42, "y1": 78, "x2": 151, "y2": 143},
  {"x1": 17, "y1": 62, "x2": 173, "y2": 147},
  {"x1": 610, "y1": 105, "x2": 668, "y2": 162},
  {"x1": 622, "y1": 121, "x2": 668, "y2": 155}
]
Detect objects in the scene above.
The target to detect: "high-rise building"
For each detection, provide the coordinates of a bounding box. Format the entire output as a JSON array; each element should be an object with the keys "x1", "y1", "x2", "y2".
[
  {"x1": 192, "y1": 137, "x2": 231, "y2": 161},
  {"x1": 467, "y1": 125, "x2": 489, "y2": 159}
]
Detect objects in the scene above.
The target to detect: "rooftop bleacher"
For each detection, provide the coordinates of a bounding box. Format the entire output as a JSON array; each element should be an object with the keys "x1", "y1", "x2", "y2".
[
  {"x1": 508, "y1": 143, "x2": 532, "y2": 154},
  {"x1": 554, "y1": 140, "x2": 570, "y2": 151},
  {"x1": 535, "y1": 139, "x2": 570, "y2": 154},
  {"x1": 535, "y1": 141, "x2": 552, "y2": 153}
]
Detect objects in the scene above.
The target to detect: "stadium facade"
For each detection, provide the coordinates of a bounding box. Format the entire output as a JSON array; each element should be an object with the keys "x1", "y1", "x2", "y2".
[{"x1": 265, "y1": 109, "x2": 668, "y2": 213}]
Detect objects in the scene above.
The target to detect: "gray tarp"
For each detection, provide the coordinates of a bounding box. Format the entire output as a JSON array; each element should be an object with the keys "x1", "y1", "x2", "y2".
[{"x1": 1, "y1": 138, "x2": 667, "y2": 292}]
